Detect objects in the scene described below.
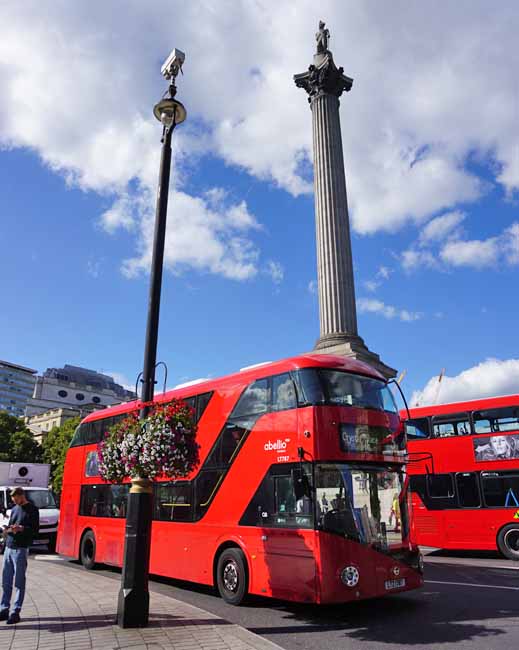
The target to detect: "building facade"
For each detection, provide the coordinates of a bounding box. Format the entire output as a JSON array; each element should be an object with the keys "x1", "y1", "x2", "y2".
[
  {"x1": 26, "y1": 365, "x2": 135, "y2": 417},
  {"x1": 0, "y1": 360, "x2": 37, "y2": 418},
  {"x1": 26, "y1": 404, "x2": 104, "y2": 444}
]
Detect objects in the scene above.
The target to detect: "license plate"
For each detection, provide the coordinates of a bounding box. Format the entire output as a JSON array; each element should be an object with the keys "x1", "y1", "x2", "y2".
[{"x1": 385, "y1": 578, "x2": 406, "y2": 590}]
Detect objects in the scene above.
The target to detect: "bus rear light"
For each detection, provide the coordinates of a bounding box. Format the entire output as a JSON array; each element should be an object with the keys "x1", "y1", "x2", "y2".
[{"x1": 340, "y1": 566, "x2": 360, "y2": 587}]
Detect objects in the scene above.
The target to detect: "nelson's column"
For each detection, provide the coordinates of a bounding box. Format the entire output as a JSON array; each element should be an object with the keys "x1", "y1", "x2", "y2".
[{"x1": 294, "y1": 22, "x2": 396, "y2": 378}]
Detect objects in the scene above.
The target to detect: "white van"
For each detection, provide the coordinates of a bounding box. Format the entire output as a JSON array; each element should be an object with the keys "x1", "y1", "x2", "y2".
[{"x1": 0, "y1": 462, "x2": 60, "y2": 552}]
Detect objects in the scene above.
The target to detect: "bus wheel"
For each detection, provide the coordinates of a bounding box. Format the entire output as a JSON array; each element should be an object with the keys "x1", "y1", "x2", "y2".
[
  {"x1": 80, "y1": 531, "x2": 97, "y2": 570},
  {"x1": 216, "y1": 548, "x2": 248, "y2": 605},
  {"x1": 497, "y1": 524, "x2": 519, "y2": 560}
]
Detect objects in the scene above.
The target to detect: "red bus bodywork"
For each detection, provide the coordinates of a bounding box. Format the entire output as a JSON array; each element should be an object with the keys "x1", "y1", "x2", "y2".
[
  {"x1": 404, "y1": 395, "x2": 519, "y2": 557},
  {"x1": 58, "y1": 354, "x2": 422, "y2": 603}
]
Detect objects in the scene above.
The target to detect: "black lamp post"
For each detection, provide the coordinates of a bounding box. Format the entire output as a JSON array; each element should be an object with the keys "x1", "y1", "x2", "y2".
[{"x1": 117, "y1": 49, "x2": 187, "y2": 629}]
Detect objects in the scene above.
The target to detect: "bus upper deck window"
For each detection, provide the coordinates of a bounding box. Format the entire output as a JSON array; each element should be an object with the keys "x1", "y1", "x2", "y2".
[
  {"x1": 405, "y1": 418, "x2": 430, "y2": 439},
  {"x1": 432, "y1": 413, "x2": 470, "y2": 437}
]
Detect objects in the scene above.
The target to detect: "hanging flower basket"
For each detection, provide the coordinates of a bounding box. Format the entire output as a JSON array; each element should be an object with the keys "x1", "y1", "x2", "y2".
[{"x1": 97, "y1": 400, "x2": 200, "y2": 483}]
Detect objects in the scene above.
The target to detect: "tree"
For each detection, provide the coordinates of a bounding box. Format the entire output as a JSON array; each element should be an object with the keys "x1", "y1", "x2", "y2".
[
  {"x1": 42, "y1": 417, "x2": 79, "y2": 493},
  {"x1": 0, "y1": 411, "x2": 43, "y2": 463}
]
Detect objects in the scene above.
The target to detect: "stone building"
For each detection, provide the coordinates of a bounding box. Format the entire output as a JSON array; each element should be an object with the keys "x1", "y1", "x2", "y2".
[
  {"x1": 26, "y1": 404, "x2": 104, "y2": 444},
  {"x1": 26, "y1": 364, "x2": 135, "y2": 418}
]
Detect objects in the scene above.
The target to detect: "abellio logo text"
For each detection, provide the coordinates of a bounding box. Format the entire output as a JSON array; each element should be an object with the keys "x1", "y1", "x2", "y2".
[{"x1": 264, "y1": 439, "x2": 288, "y2": 451}]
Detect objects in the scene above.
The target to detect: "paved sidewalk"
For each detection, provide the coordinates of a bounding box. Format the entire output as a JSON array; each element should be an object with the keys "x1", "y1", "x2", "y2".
[{"x1": 0, "y1": 555, "x2": 283, "y2": 650}]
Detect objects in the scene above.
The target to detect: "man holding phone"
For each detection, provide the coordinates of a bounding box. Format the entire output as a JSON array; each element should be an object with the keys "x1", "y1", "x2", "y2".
[{"x1": 0, "y1": 487, "x2": 39, "y2": 625}]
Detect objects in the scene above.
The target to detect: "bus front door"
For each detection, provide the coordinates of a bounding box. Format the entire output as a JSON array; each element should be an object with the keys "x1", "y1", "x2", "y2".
[{"x1": 261, "y1": 527, "x2": 316, "y2": 602}]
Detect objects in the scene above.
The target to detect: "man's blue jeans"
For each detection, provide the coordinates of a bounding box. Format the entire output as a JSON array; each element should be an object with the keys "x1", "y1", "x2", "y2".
[{"x1": 1, "y1": 547, "x2": 29, "y2": 613}]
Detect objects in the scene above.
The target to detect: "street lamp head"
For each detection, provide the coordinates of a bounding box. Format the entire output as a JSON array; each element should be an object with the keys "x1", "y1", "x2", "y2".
[{"x1": 153, "y1": 97, "x2": 187, "y2": 127}]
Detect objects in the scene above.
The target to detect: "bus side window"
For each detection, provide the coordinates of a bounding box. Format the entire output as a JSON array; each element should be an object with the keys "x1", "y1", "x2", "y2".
[
  {"x1": 111, "y1": 485, "x2": 129, "y2": 517},
  {"x1": 426, "y1": 474, "x2": 455, "y2": 498},
  {"x1": 196, "y1": 392, "x2": 213, "y2": 422},
  {"x1": 405, "y1": 418, "x2": 430, "y2": 439},
  {"x1": 232, "y1": 379, "x2": 269, "y2": 418},
  {"x1": 154, "y1": 482, "x2": 192, "y2": 522},
  {"x1": 482, "y1": 473, "x2": 519, "y2": 507},
  {"x1": 220, "y1": 423, "x2": 248, "y2": 464},
  {"x1": 271, "y1": 374, "x2": 297, "y2": 412},
  {"x1": 432, "y1": 413, "x2": 470, "y2": 437},
  {"x1": 195, "y1": 470, "x2": 225, "y2": 519},
  {"x1": 474, "y1": 407, "x2": 519, "y2": 434},
  {"x1": 456, "y1": 473, "x2": 480, "y2": 508}
]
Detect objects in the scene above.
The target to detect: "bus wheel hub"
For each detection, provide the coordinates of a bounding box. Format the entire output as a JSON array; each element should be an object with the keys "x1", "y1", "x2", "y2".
[
  {"x1": 505, "y1": 530, "x2": 519, "y2": 551},
  {"x1": 223, "y1": 561, "x2": 238, "y2": 591}
]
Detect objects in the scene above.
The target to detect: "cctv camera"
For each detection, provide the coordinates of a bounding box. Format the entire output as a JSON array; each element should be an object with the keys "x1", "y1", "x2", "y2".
[{"x1": 161, "y1": 48, "x2": 185, "y2": 80}]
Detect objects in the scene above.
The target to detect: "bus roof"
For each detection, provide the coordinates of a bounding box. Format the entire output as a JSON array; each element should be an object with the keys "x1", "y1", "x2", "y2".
[
  {"x1": 403, "y1": 393, "x2": 519, "y2": 419},
  {"x1": 81, "y1": 354, "x2": 385, "y2": 423}
]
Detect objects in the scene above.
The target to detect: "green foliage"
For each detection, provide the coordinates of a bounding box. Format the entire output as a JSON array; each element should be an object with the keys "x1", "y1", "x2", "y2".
[
  {"x1": 42, "y1": 417, "x2": 80, "y2": 493},
  {"x1": 0, "y1": 411, "x2": 43, "y2": 463}
]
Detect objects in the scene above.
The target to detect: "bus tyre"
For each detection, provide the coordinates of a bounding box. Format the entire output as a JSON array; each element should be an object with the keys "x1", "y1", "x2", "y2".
[
  {"x1": 216, "y1": 548, "x2": 248, "y2": 605},
  {"x1": 497, "y1": 524, "x2": 519, "y2": 560},
  {"x1": 80, "y1": 531, "x2": 97, "y2": 570}
]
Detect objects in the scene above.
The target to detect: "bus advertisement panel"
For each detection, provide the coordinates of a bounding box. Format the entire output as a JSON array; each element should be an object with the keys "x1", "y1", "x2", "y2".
[
  {"x1": 403, "y1": 394, "x2": 519, "y2": 559},
  {"x1": 57, "y1": 354, "x2": 423, "y2": 604}
]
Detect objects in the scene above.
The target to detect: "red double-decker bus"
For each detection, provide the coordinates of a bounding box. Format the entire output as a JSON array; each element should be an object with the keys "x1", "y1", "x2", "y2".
[
  {"x1": 404, "y1": 394, "x2": 519, "y2": 559},
  {"x1": 57, "y1": 354, "x2": 423, "y2": 604}
]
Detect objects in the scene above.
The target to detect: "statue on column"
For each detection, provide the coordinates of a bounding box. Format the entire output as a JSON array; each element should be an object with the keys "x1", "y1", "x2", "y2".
[{"x1": 316, "y1": 21, "x2": 330, "y2": 54}]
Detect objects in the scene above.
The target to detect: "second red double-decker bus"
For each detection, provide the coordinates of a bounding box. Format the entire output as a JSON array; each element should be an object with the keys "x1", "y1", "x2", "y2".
[
  {"x1": 57, "y1": 354, "x2": 423, "y2": 604},
  {"x1": 404, "y1": 394, "x2": 519, "y2": 559}
]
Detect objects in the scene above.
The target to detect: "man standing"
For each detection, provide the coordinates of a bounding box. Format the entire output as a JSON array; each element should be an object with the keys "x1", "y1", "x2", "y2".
[{"x1": 0, "y1": 487, "x2": 39, "y2": 625}]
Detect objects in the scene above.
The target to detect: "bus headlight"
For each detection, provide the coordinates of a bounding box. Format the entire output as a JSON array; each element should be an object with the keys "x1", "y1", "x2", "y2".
[
  {"x1": 340, "y1": 566, "x2": 360, "y2": 587},
  {"x1": 418, "y1": 553, "x2": 424, "y2": 574}
]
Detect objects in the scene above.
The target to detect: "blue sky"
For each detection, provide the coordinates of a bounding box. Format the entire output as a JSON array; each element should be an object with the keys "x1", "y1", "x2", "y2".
[{"x1": 1, "y1": 1, "x2": 519, "y2": 407}]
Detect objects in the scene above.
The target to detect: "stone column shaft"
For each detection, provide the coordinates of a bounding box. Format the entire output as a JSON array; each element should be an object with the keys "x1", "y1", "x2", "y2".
[
  {"x1": 294, "y1": 26, "x2": 396, "y2": 378},
  {"x1": 312, "y1": 93, "x2": 358, "y2": 338}
]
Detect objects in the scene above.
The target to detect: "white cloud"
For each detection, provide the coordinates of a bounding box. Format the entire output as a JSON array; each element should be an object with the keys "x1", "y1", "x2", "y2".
[
  {"x1": 419, "y1": 211, "x2": 465, "y2": 245},
  {"x1": 363, "y1": 265, "x2": 392, "y2": 292},
  {"x1": 364, "y1": 280, "x2": 380, "y2": 292},
  {"x1": 99, "y1": 195, "x2": 138, "y2": 233},
  {"x1": 357, "y1": 298, "x2": 423, "y2": 322},
  {"x1": 401, "y1": 248, "x2": 439, "y2": 271},
  {"x1": 377, "y1": 266, "x2": 391, "y2": 280},
  {"x1": 308, "y1": 280, "x2": 318, "y2": 295},
  {"x1": 265, "y1": 260, "x2": 284, "y2": 284},
  {"x1": 439, "y1": 222, "x2": 519, "y2": 269},
  {"x1": 440, "y1": 237, "x2": 499, "y2": 268},
  {"x1": 1, "y1": 1, "x2": 519, "y2": 268},
  {"x1": 411, "y1": 358, "x2": 519, "y2": 406},
  {"x1": 402, "y1": 213, "x2": 519, "y2": 271},
  {"x1": 120, "y1": 189, "x2": 260, "y2": 281}
]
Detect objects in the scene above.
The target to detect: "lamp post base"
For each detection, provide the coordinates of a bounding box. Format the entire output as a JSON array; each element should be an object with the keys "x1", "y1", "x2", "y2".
[
  {"x1": 117, "y1": 585, "x2": 150, "y2": 629},
  {"x1": 117, "y1": 478, "x2": 153, "y2": 628}
]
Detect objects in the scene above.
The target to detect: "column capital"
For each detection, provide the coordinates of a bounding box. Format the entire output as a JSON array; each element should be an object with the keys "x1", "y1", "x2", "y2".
[{"x1": 294, "y1": 53, "x2": 353, "y2": 103}]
